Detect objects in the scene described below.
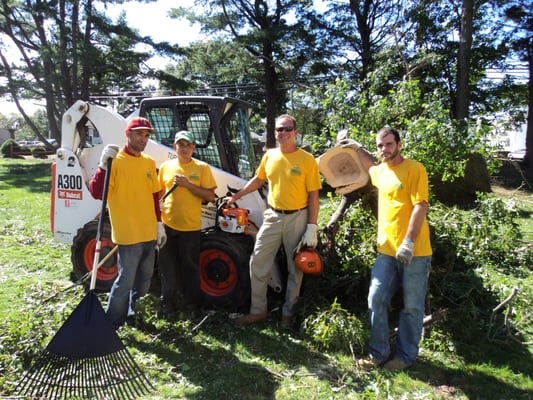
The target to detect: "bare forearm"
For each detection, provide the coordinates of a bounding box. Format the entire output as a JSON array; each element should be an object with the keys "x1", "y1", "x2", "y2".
[
  {"x1": 405, "y1": 202, "x2": 428, "y2": 242},
  {"x1": 307, "y1": 190, "x2": 319, "y2": 225},
  {"x1": 357, "y1": 147, "x2": 377, "y2": 171},
  {"x1": 228, "y1": 176, "x2": 265, "y2": 203}
]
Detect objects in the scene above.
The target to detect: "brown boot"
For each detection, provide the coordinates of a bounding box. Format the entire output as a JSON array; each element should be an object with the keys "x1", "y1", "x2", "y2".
[
  {"x1": 280, "y1": 316, "x2": 292, "y2": 329},
  {"x1": 235, "y1": 313, "x2": 268, "y2": 326},
  {"x1": 356, "y1": 356, "x2": 380, "y2": 371},
  {"x1": 383, "y1": 358, "x2": 409, "y2": 371}
]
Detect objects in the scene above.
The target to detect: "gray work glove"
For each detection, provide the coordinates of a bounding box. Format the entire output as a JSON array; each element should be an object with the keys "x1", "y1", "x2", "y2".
[
  {"x1": 98, "y1": 144, "x2": 119, "y2": 169},
  {"x1": 396, "y1": 238, "x2": 414, "y2": 264},
  {"x1": 157, "y1": 222, "x2": 167, "y2": 249},
  {"x1": 338, "y1": 139, "x2": 362, "y2": 151}
]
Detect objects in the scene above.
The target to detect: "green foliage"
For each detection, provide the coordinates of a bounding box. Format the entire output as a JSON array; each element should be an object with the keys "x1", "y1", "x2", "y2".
[
  {"x1": 321, "y1": 78, "x2": 499, "y2": 182},
  {"x1": 320, "y1": 193, "x2": 377, "y2": 271},
  {"x1": 0, "y1": 284, "x2": 82, "y2": 386},
  {"x1": 424, "y1": 193, "x2": 533, "y2": 345},
  {"x1": 31, "y1": 146, "x2": 48, "y2": 159},
  {"x1": 429, "y1": 193, "x2": 529, "y2": 272},
  {"x1": 0, "y1": 0, "x2": 182, "y2": 139},
  {"x1": 303, "y1": 298, "x2": 368, "y2": 353}
]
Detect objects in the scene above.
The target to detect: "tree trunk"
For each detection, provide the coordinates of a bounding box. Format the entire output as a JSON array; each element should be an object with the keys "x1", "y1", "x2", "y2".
[
  {"x1": 263, "y1": 43, "x2": 279, "y2": 149},
  {"x1": 525, "y1": 37, "x2": 533, "y2": 173},
  {"x1": 455, "y1": 0, "x2": 474, "y2": 121}
]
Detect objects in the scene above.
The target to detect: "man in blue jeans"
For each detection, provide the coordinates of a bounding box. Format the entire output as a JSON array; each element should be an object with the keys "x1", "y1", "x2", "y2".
[
  {"x1": 89, "y1": 117, "x2": 167, "y2": 329},
  {"x1": 344, "y1": 127, "x2": 432, "y2": 371}
]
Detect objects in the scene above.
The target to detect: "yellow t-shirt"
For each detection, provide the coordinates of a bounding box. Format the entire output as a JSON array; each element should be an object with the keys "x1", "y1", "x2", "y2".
[
  {"x1": 257, "y1": 148, "x2": 322, "y2": 210},
  {"x1": 369, "y1": 159, "x2": 432, "y2": 257},
  {"x1": 159, "y1": 158, "x2": 217, "y2": 231},
  {"x1": 107, "y1": 150, "x2": 159, "y2": 245}
]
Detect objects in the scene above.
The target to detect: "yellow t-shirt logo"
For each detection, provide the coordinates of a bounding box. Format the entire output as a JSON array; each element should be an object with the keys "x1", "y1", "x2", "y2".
[{"x1": 290, "y1": 164, "x2": 302, "y2": 176}]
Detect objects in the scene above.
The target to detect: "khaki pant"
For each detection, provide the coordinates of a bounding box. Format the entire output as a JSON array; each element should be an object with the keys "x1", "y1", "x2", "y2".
[{"x1": 249, "y1": 208, "x2": 307, "y2": 317}]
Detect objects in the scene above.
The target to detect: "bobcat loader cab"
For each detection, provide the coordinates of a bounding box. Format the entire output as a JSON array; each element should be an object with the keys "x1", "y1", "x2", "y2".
[{"x1": 51, "y1": 96, "x2": 270, "y2": 308}]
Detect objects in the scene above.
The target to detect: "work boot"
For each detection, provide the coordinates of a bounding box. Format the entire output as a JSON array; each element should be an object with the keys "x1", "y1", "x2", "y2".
[
  {"x1": 280, "y1": 316, "x2": 292, "y2": 330},
  {"x1": 383, "y1": 358, "x2": 409, "y2": 372},
  {"x1": 356, "y1": 356, "x2": 380, "y2": 371},
  {"x1": 234, "y1": 313, "x2": 268, "y2": 326}
]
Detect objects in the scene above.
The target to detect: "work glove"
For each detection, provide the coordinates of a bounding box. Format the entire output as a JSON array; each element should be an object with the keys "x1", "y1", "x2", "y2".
[
  {"x1": 396, "y1": 238, "x2": 414, "y2": 264},
  {"x1": 295, "y1": 224, "x2": 318, "y2": 254},
  {"x1": 157, "y1": 221, "x2": 167, "y2": 249},
  {"x1": 98, "y1": 144, "x2": 119, "y2": 169},
  {"x1": 338, "y1": 138, "x2": 362, "y2": 151}
]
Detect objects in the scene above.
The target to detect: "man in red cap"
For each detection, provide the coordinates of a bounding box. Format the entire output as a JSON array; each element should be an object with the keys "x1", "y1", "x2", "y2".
[{"x1": 89, "y1": 116, "x2": 167, "y2": 329}]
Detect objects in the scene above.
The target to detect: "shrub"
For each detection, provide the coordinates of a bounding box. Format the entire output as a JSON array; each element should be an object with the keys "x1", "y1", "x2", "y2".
[
  {"x1": 31, "y1": 146, "x2": 48, "y2": 159},
  {"x1": 302, "y1": 298, "x2": 368, "y2": 353},
  {"x1": 429, "y1": 193, "x2": 529, "y2": 274},
  {"x1": 0, "y1": 139, "x2": 24, "y2": 159}
]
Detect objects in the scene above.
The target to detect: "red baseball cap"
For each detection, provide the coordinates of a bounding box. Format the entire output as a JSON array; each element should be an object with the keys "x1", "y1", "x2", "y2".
[{"x1": 126, "y1": 117, "x2": 154, "y2": 133}]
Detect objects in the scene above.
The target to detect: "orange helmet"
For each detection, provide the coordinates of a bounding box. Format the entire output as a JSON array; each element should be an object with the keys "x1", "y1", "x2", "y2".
[{"x1": 293, "y1": 247, "x2": 323, "y2": 275}]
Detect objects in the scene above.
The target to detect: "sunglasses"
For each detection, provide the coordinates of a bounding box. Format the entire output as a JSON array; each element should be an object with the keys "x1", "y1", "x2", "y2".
[{"x1": 275, "y1": 127, "x2": 295, "y2": 132}]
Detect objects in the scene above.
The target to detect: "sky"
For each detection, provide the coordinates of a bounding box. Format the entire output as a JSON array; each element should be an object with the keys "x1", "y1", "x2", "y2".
[
  {"x1": 1, "y1": 0, "x2": 201, "y2": 115},
  {"x1": 103, "y1": 0, "x2": 203, "y2": 50}
]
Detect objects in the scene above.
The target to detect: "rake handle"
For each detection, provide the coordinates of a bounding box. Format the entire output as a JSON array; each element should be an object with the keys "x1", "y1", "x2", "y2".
[{"x1": 89, "y1": 158, "x2": 113, "y2": 291}]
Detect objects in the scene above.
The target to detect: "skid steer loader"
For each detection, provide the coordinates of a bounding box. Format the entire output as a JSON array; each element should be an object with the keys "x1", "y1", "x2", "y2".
[{"x1": 51, "y1": 96, "x2": 274, "y2": 309}]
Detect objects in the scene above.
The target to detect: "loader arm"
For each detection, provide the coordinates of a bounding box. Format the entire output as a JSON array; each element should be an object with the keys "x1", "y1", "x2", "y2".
[{"x1": 52, "y1": 100, "x2": 129, "y2": 244}]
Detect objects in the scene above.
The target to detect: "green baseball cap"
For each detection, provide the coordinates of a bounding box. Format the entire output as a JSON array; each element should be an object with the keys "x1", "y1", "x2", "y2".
[{"x1": 174, "y1": 130, "x2": 195, "y2": 144}]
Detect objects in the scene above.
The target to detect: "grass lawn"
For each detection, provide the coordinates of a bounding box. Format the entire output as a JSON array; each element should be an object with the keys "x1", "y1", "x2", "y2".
[{"x1": 1, "y1": 157, "x2": 532, "y2": 399}]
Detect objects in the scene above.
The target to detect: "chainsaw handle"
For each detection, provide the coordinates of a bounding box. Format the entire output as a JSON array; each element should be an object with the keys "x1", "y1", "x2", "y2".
[{"x1": 90, "y1": 158, "x2": 113, "y2": 291}]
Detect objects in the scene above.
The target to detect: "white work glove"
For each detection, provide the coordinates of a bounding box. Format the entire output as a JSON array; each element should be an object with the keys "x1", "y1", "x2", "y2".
[
  {"x1": 157, "y1": 222, "x2": 167, "y2": 249},
  {"x1": 396, "y1": 238, "x2": 414, "y2": 264},
  {"x1": 295, "y1": 224, "x2": 318, "y2": 255},
  {"x1": 98, "y1": 144, "x2": 119, "y2": 169},
  {"x1": 338, "y1": 138, "x2": 362, "y2": 151}
]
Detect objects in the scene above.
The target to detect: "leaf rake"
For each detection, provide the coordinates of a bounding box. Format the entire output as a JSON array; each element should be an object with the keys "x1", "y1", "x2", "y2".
[{"x1": 14, "y1": 158, "x2": 154, "y2": 399}]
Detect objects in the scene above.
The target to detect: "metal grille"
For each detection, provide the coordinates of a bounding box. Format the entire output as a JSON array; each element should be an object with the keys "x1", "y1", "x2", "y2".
[
  {"x1": 145, "y1": 105, "x2": 222, "y2": 170},
  {"x1": 225, "y1": 107, "x2": 256, "y2": 179}
]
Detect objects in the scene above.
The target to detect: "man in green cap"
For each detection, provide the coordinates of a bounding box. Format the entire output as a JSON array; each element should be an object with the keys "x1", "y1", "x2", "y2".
[{"x1": 157, "y1": 130, "x2": 217, "y2": 316}]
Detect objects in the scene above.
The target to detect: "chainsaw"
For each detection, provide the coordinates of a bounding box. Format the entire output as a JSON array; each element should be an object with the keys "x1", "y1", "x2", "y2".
[{"x1": 218, "y1": 208, "x2": 250, "y2": 234}]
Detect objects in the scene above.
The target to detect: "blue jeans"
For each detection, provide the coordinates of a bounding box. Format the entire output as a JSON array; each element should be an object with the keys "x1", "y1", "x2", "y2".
[
  {"x1": 106, "y1": 241, "x2": 156, "y2": 328},
  {"x1": 367, "y1": 253, "x2": 431, "y2": 365}
]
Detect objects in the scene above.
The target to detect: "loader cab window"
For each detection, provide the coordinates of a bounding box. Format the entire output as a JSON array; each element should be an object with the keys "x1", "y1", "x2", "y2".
[
  {"x1": 143, "y1": 107, "x2": 178, "y2": 147},
  {"x1": 140, "y1": 98, "x2": 257, "y2": 178},
  {"x1": 186, "y1": 113, "x2": 222, "y2": 170},
  {"x1": 224, "y1": 107, "x2": 256, "y2": 180},
  {"x1": 143, "y1": 105, "x2": 223, "y2": 170}
]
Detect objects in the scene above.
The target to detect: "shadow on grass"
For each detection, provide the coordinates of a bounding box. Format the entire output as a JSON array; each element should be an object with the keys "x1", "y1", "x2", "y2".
[
  {"x1": 406, "y1": 355, "x2": 533, "y2": 399},
  {"x1": 421, "y1": 264, "x2": 533, "y2": 397},
  {"x1": 0, "y1": 159, "x2": 53, "y2": 193},
  {"x1": 138, "y1": 333, "x2": 279, "y2": 399},
  {"x1": 129, "y1": 309, "x2": 366, "y2": 400}
]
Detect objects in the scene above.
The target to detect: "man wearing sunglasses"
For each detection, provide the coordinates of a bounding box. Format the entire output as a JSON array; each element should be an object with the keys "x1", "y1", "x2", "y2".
[{"x1": 225, "y1": 114, "x2": 322, "y2": 329}]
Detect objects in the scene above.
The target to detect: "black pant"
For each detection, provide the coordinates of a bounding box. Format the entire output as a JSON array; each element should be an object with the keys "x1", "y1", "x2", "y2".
[{"x1": 158, "y1": 226, "x2": 201, "y2": 308}]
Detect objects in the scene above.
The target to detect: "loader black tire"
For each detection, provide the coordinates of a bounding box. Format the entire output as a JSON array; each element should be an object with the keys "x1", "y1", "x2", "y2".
[
  {"x1": 71, "y1": 218, "x2": 117, "y2": 292},
  {"x1": 199, "y1": 230, "x2": 253, "y2": 310}
]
